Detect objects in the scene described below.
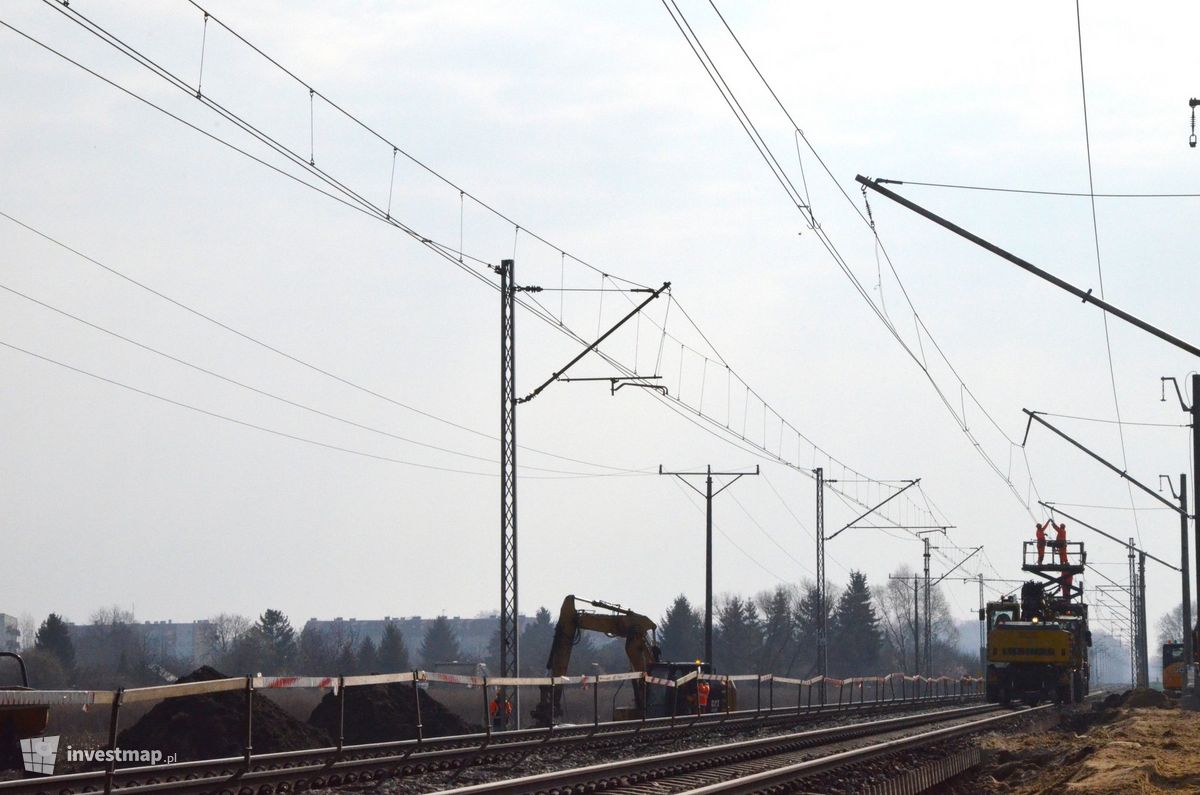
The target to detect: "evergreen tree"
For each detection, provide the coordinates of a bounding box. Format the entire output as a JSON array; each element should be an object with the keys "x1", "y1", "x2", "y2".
[
  {"x1": 713, "y1": 596, "x2": 762, "y2": 674},
  {"x1": 255, "y1": 609, "x2": 297, "y2": 672},
  {"x1": 829, "y1": 571, "x2": 882, "y2": 676},
  {"x1": 335, "y1": 640, "x2": 356, "y2": 674},
  {"x1": 378, "y1": 622, "x2": 411, "y2": 672},
  {"x1": 419, "y1": 616, "x2": 461, "y2": 666},
  {"x1": 519, "y1": 607, "x2": 556, "y2": 675},
  {"x1": 756, "y1": 586, "x2": 795, "y2": 675},
  {"x1": 34, "y1": 613, "x2": 75, "y2": 670},
  {"x1": 356, "y1": 636, "x2": 379, "y2": 674},
  {"x1": 658, "y1": 595, "x2": 704, "y2": 662},
  {"x1": 790, "y1": 584, "x2": 824, "y2": 676},
  {"x1": 298, "y1": 622, "x2": 335, "y2": 673}
]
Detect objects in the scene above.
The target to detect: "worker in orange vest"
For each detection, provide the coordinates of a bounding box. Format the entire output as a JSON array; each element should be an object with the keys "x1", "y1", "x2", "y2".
[
  {"x1": 1036, "y1": 522, "x2": 1048, "y2": 564},
  {"x1": 489, "y1": 693, "x2": 512, "y2": 730},
  {"x1": 697, "y1": 680, "x2": 711, "y2": 713},
  {"x1": 1061, "y1": 572, "x2": 1074, "y2": 598},
  {"x1": 1054, "y1": 522, "x2": 1068, "y2": 565}
]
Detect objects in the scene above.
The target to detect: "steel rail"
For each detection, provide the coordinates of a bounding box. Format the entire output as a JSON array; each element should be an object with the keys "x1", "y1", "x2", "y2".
[
  {"x1": 0, "y1": 693, "x2": 981, "y2": 794},
  {"x1": 426, "y1": 703, "x2": 1007, "y2": 795},
  {"x1": 676, "y1": 704, "x2": 1055, "y2": 794}
]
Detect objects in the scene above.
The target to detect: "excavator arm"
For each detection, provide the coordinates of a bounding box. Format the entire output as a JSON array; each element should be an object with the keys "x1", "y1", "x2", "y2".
[{"x1": 533, "y1": 595, "x2": 659, "y2": 725}]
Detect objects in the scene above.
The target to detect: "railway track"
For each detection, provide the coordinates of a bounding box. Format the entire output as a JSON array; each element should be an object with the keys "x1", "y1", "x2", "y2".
[
  {"x1": 428, "y1": 703, "x2": 1053, "y2": 795},
  {"x1": 0, "y1": 693, "x2": 980, "y2": 795}
]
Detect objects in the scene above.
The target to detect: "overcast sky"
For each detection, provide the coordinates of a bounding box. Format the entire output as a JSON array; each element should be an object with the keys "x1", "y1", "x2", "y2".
[{"x1": 3, "y1": 1, "x2": 1198, "y2": 668}]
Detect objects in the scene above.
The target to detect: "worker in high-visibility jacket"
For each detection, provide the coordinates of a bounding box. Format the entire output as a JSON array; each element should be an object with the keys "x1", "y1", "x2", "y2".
[
  {"x1": 697, "y1": 680, "x2": 711, "y2": 712},
  {"x1": 1054, "y1": 522, "x2": 1069, "y2": 565},
  {"x1": 1036, "y1": 522, "x2": 1048, "y2": 564},
  {"x1": 489, "y1": 694, "x2": 512, "y2": 730}
]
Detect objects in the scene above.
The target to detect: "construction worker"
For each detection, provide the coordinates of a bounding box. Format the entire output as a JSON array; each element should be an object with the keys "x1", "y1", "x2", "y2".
[
  {"x1": 1036, "y1": 522, "x2": 1048, "y2": 564},
  {"x1": 1061, "y1": 572, "x2": 1074, "y2": 599},
  {"x1": 1054, "y1": 522, "x2": 1068, "y2": 565},
  {"x1": 489, "y1": 692, "x2": 512, "y2": 730},
  {"x1": 696, "y1": 680, "x2": 711, "y2": 713}
]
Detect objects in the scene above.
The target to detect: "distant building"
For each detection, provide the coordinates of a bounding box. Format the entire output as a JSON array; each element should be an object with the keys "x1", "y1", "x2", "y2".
[
  {"x1": 303, "y1": 615, "x2": 532, "y2": 663},
  {"x1": 0, "y1": 614, "x2": 21, "y2": 653},
  {"x1": 67, "y1": 620, "x2": 215, "y2": 669}
]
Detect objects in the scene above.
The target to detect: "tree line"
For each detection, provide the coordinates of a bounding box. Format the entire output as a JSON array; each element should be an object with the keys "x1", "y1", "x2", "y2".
[{"x1": 12, "y1": 568, "x2": 976, "y2": 689}]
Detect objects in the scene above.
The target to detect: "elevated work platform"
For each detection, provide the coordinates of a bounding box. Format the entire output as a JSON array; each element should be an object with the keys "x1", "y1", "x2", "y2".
[{"x1": 1021, "y1": 540, "x2": 1086, "y2": 576}]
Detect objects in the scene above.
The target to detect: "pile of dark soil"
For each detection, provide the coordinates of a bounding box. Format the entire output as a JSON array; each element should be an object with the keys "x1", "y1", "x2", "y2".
[
  {"x1": 1120, "y1": 687, "x2": 1170, "y2": 709},
  {"x1": 117, "y1": 667, "x2": 330, "y2": 763},
  {"x1": 308, "y1": 683, "x2": 476, "y2": 744}
]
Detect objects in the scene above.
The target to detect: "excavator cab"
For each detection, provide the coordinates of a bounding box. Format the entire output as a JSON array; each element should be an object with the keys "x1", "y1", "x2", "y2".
[{"x1": 642, "y1": 661, "x2": 736, "y2": 718}]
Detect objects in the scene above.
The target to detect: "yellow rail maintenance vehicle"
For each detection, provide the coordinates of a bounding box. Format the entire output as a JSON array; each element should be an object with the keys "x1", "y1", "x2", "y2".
[{"x1": 984, "y1": 536, "x2": 1090, "y2": 705}]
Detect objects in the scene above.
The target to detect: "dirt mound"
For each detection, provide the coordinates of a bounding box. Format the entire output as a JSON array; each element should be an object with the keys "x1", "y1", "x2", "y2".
[
  {"x1": 308, "y1": 683, "x2": 476, "y2": 744},
  {"x1": 1121, "y1": 688, "x2": 1171, "y2": 709},
  {"x1": 117, "y1": 667, "x2": 330, "y2": 763}
]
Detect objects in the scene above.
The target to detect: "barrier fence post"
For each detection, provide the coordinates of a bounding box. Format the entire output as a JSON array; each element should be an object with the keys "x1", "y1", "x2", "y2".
[
  {"x1": 640, "y1": 675, "x2": 648, "y2": 727},
  {"x1": 336, "y1": 676, "x2": 346, "y2": 756},
  {"x1": 593, "y1": 678, "x2": 599, "y2": 728},
  {"x1": 548, "y1": 679, "x2": 556, "y2": 730},
  {"x1": 670, "y1": 683, "x2": 677, "y2": 727},
  {"x1": 482, "y1": 679, "x2": 492, "y2": 741},
  {"x1": 756, "y1": 675, "x2": 762, "y2": 715},
  {"x1": 103, "y1": 687, "x2": 123, "y2": 795},
  {"x1": 412, "y1": 672, "x2": 424, "y2": 744},
  {"x1": 243, "y1": 677, "x2": 254, "y2": 769},
  {"x1": 724, "y1": 677, "x2": 731, "y2": 715},
  {"x1": 820, "y1": 677, "x2": 826, "y2": 708},
  {"x1": 769, "y1": 676, "x2": 774, "y2": 711}
]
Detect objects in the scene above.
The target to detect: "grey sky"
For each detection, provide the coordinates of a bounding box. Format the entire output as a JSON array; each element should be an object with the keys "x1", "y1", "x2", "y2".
[{"x1": 2, "y1": 0, "x2": 1197, "y2": 661}]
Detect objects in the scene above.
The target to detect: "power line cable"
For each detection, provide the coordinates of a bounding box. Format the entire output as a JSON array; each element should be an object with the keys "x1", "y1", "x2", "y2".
[
  {"x1": 873, "y1": 179, "x2": 1200, "y2": 198},
  {"x1": 0, "y1": 279, "x2": 638, "y2": 477},
  {"x1": 0, "y1": 209, "x2": 640, "y2": 475},
  {"x1": 1074, "y1": 0, "x2": 1142, "y2": 545},
  {"x1": 18, "y1": 2, "x2": 936, "y2": 527}
]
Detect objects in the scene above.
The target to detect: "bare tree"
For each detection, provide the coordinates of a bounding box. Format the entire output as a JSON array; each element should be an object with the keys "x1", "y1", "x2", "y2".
[
  {"x1": 19, "y1": 612, "x2": 36, "y2": 651},
  {"x1": 1156, "y1": 602, "x2": 1198, "y2": 647},
  {"x1": 876, "y1": 567, "x2": 917, "y2": 673},
  {"x1": 204, "y1": 613, "x2": 251, "y2": 659}
]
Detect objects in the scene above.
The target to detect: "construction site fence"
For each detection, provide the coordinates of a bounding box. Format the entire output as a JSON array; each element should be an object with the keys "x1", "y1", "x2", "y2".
[{"x1": 0, "y1": 667, "x2": 982, "y2": 788}]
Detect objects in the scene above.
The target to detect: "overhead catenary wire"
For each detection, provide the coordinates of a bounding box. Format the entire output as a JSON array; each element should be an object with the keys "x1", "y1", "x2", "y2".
[
  {"x1": 0, "y1": 209, "x2": 640, "y2": 475},
  {"x1": 15, "y1": 1, "x2": 945, "y2": 532},
  {"x1": 691, "y1": 0, "x2": 1041, "y2": 520},
  {"x1": 0, "y1": 279, "x2": 644, "y2": 478},
  {"x1": 0, "y1": 336, "x2": 653, "y2": 480},
  {"x1": 1074, "y1": 0, "x2": 1143, "y2": 545},
  {"x1": 874, "y1": 178, "x2": 1200, "y2": 199}
]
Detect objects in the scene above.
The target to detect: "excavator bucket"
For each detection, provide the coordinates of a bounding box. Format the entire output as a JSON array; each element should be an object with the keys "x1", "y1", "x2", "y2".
[{"x1": 0, "y1": 653, "x2": 50, "y2": 745}]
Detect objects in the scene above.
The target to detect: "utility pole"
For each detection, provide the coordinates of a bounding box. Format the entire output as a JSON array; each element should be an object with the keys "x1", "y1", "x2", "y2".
[
  {"x1": 1128, "y1": 540, "x2": 1140, "y2": 687},
  {"x1": 1161, "y1": 473, "x2": 1192, "y2": 689},
  {"x1": 497, "y1": 258, "x2": 666, "y2": 728},
  {"x1": 1139, "y1": 551, "x2": 1149, "y2": 686},
  {"x1": 815, "y1": 467, "x2": 826, "y2": 678},
  {"x1": 913, "y1": 576, "x2": 920, "y2": 676},
  {"x1": 659, "y1": 464, "x2": 759, "y2": 664},
  {"x1": 823, "y1": 477, "x2": 921, "y2": 677},
  {"x1": 976, "y1": 572, "x2": 984, "y2": 677},
  {"x1": 913, "y1": 529, "x2": 947, "y2": 676},
  {"x1": 497, "y1": 258, "x2": 520, "y2": 722},
  {"x1": 1162, "y1": 373, "x2": 1200, "y2": 683}
]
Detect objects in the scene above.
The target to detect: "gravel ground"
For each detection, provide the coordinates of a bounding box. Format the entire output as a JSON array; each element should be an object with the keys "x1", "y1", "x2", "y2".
[{"x1": 309, "y1": 702, "x2": 1002, "y2": 794}]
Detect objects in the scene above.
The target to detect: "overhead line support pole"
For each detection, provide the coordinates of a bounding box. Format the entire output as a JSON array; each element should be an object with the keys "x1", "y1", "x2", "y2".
[
  {"x1": 816, "y1": 467, "x2": 826, "y2": 678},
  {"x1": 854, "y1": 175, "x2": 1200, "y2": 358},
  {"x1": 496, "y1": 258, "x2": 520, "y2": 728},
  {"x1": 659, "y1": 463, "x2": 759, "y2": 664}
]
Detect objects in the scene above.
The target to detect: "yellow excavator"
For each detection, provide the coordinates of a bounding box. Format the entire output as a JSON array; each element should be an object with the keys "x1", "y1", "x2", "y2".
[{"x1": 531, "y1": 595, "x2": 734, "y2": 725}]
